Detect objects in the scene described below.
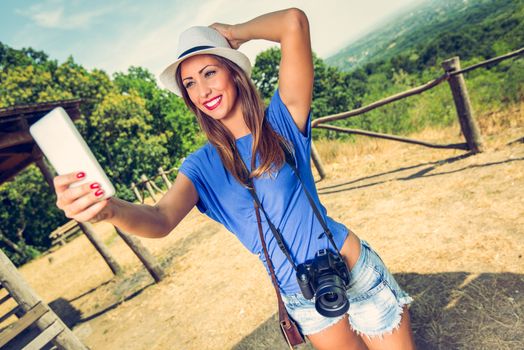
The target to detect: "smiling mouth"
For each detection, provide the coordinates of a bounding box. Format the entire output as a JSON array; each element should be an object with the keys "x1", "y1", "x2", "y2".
[{"x1": 203, "y1": 96, "x2": 222, "y2": 110}]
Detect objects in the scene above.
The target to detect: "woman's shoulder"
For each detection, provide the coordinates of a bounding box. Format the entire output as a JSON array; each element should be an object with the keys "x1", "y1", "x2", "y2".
[
  {"x1": 180, "y1": 142, "x2": 216, "y2": 170},
  {"x1": 186, "y1": 142, "x2": 214, "y2": 159},
  {"x1": 265, "y1": 87, "x2": 312, "y2": 145}
]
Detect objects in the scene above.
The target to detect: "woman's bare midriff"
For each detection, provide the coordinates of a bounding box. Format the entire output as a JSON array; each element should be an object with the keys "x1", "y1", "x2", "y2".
[{"x1": 340, "y1": 230, "x2": 361, "y2": 271}]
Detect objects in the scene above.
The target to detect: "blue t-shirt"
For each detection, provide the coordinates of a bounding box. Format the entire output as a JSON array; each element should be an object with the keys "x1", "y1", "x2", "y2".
[{"x1": 179, "y1": 89, "x2": 349, "y2": 295}]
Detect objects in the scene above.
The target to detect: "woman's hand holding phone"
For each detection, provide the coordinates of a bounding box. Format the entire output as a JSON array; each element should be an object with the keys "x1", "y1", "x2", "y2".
[{"x1": 54, "y1": 171, "x2": 114, "y2": 223}]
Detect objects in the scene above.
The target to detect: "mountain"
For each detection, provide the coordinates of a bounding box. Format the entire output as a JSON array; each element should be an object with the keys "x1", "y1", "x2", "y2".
[{"x1": 326, "y1": 0, "x2": 523, "y2": 71}]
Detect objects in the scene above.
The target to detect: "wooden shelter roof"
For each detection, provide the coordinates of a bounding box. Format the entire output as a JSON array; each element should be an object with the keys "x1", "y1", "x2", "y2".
[{"x1": 0, "y1": 99, "x2": 83, "y2": 185}]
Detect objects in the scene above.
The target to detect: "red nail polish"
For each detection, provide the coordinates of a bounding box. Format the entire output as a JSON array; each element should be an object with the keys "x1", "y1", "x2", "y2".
[
  {"x1": 95, "y1": 189, "x2": 104, "y2": 197},
  {"x1": 77, "y1": 172, "x2": 85, "y2": 178},
  {"x1": 90, "y1": 183, "x2": 100, "y2": 189}
]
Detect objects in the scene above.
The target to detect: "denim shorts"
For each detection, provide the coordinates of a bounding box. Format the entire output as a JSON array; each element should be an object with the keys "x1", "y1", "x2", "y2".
[{"x1": 281, "y1": 239, "x2": 413, "y2": 338}]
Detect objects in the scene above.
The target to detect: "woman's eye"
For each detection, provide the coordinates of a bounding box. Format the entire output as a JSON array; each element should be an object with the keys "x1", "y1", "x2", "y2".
[
  {"x1": 185, "y1": 81, "x2": 194, "y2": 89},
  {"x1": 204, "y1": 70, "x2": 216, "y2": 78}
]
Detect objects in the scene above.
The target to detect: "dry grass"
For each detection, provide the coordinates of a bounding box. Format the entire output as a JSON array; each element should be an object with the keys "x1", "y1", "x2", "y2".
[{"x1": 2, "y1": 101, "x2": 523, "y2": 349}]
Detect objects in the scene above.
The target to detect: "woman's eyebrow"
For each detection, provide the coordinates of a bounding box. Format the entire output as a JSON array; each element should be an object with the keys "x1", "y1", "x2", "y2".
[{"x1": 182, "y1": 64, "x2": 217, "y2": 81}]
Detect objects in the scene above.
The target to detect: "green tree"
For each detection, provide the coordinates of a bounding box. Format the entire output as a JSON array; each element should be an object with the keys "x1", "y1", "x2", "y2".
[
  {"x1": 113, "y1": 66, "x2": 201, "y2": 163},
  {"x1": 86, "y1": 91, "x2": 171, "y2": 201},
  {"x1": 251, "y1": 47, "x2": 368, "y2": 139},
  {"x1": 0, "y1": 165, "x2": 63, "y2": 266}
]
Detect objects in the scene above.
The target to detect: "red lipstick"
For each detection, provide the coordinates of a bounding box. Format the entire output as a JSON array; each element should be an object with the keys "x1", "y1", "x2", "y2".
[{"x1": 203, "y1": 95, "x2": 222, "y2": 111}]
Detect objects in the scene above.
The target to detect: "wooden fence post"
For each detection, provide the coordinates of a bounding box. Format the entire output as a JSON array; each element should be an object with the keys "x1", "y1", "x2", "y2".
[
  {"x1": 141, "y1": 174, "x2": 158, "y2": 203},
  {"x1": 113, "y1": 227, "x2": 165, "y2": 283},
  {"x1": 441, "y1": 56, "x2": 484, "y2": 153},
  {"x1": 310, "y1": 141, "x2": 326, "y2": 180},
  {"x1": 33, "y1": 154, "x2": 55, "y2": 192},
  {"x1": 159, "y1": 167, "x2": 172, "y2": 189},
  {"x1": 131, "y1": 182, "x2": 143, "y2": 203},
  {"x1": 0, "y1": 249, "x2": 88, "y2": 349},
  {"x1": 149, "y1": 179, "x2": 165, "y2": 195},
  {"x1": 78, "y1": 222, "x2": 122, "y2": 276}
]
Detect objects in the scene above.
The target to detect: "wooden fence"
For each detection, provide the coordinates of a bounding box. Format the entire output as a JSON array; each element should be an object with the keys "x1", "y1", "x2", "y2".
[
  {"x1": 310, "y1": 47, "x2": 524, "y2": 179},
  {"x1": 129, "y1": 165, "x2": 180, "y2": 204}
]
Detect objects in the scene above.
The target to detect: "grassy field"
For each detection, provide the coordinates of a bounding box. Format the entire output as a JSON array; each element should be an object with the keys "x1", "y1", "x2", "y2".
[{"x1": 2, "y1": 101, "x2": 523, "y2": 349}]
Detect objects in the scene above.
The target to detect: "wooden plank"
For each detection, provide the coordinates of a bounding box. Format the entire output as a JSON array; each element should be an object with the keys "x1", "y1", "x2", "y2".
[
  {"x1": 0, "y1": 292, "x2": 11, "y2": 305},
  {"x1": 61, "y1": 228, "x2": 81, "y2": 240},
  {"x1": 0, "y1": 249, "x2": 88, "y2": 349},
  {"x1": 0, "y1": 305, "x2": 21, "y2": 323},
  {"x1": 315, "y1": 124, "x2": 469, "y2": 150},
  {"x1": 49, "y1": 220, "x2": 78, "y2": 239},
  {"x1": 0, "y1": 302, "x2": 48, "y2": 348},
  {"x1": 22, "y1": 320, "x2": 64, "y2": 350},
  {"x1": 51, "y1": 230, "x2": 81, "y2": 247}
]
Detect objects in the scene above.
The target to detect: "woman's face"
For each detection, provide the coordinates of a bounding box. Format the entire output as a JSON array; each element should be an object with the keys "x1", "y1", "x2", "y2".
[{"x1": 180, "y1": 54, "x2": 240, "y2": 121}]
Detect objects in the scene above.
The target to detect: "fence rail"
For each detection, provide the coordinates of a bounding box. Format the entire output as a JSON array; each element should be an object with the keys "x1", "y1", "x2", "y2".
[
  {"x1": 129, "y1": 165, "x2": 180, "y2": 204},
  {"x1": 310, "y1": 47, "x2": 524, "y2": 179}
]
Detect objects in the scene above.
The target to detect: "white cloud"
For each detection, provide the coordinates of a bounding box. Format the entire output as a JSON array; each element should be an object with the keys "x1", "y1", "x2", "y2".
[
  {"x1": 30, "y1": 7, "x2": 64, "y2": 28},
  {"x1": 15, "y1": 0, "x2": 116, "y2": 30}
]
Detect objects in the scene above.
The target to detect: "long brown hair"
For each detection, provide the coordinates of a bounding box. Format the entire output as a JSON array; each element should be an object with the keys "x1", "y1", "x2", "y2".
[{"x1": 175, "y1": 54, "x2": 286, "y2": 186}]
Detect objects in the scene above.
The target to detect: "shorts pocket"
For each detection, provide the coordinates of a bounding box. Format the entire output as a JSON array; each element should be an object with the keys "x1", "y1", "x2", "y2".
[
  {"x1": 347, "y1": 248, "x2": 383, "y2": 300},
  {"x1": 347, "y1": 282, "x2": 402, "y2": 336}
]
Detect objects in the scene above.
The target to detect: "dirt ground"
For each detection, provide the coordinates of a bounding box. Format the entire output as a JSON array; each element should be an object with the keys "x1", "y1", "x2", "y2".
[{"x1": 4, "y1": 102, "x2": 524, "y2": 349}]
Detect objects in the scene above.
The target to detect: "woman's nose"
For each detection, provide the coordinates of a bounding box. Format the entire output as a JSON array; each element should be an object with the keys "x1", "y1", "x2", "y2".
[{"x1": 198, "y1": 83, "x2": 212, "y2": 99}]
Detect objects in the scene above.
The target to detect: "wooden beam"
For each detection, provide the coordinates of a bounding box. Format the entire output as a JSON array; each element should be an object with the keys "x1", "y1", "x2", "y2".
[
  {"x1": 77, "y1": 223, "x2": 123, "y2": 276},
  {"x1": 22, "y1": 320, "x2": 64, "y2": 350},
  {"x1": 311, "y1": 73, "x2": 449, "y2": 127},
  {"x1": 0, "y1": 302, "x2": 48, "y2": 348},
  {"x1": 0, "y1": 98, "x2": 83, "y2": 119},
  {"x1": 0, "y1": 249, "x2": 88, "y2": 349},
  {"x1": 0, "y1": 156, "x2": 33, "y2": 184},
  {"x1": 0, "y1": 130, "x2": 32, "y2": 145},
  {"x1": 0, "y1": 305, "x2": 21, "y2": 323},
  {"x1": 114, "y1": 226, "x2": 165, "y2": 283},
  {"x1": 0, "y1": 292, "x2": 11, "y2": 305},
  {"x1": 315, "y1": 124, "x2": 469, "y2": 150}
]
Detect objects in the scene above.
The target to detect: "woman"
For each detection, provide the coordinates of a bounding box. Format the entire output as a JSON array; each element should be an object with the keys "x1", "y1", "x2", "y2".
[{"x1": 54, "y1": 8, "x2": 416, "y2": 350}]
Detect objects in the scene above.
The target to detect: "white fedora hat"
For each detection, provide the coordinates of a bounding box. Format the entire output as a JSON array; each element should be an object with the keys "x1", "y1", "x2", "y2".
[{"x1": 159, "y1": 26, "x2": 252, "y2": 96}]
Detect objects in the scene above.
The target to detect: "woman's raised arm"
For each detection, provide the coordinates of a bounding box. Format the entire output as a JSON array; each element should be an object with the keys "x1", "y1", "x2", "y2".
[{"x1": 211, "y1": 8, "x2": 314, "y2": 134}]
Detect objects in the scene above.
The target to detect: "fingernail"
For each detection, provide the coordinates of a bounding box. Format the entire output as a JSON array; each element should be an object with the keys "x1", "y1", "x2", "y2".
[
  {"x1": 90, "y1": 183, "x2": 100, "y2": 189},
  {"x1": 77, "y1": 172, "x2": 85, "y2": 178},
  {"x1": 95, "y1": 189, "x2": 104, "y2": 197}
]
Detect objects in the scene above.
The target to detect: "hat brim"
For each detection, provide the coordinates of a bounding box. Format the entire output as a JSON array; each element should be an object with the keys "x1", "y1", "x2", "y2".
[{"x1": 159, "y1": 47, "x2": 252, "y2": 96}]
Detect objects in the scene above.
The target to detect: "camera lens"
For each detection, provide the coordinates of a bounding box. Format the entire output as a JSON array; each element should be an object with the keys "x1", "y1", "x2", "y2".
[
  {"x1": 315, "y1": 278, "x2": 350, "y2": 317},
  {"x1": 324, "y1": 292, "x2": 338, "y2": 303}
]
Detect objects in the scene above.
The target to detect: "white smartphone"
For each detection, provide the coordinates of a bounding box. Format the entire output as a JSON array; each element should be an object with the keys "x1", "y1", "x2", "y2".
[{"x1": 29, "y1": 107, "x2": 115, "y2": 200}]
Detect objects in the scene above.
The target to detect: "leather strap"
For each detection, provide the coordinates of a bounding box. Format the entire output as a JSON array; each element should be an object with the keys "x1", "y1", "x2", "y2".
[
  {"x1": 253, "y1": 201, "x2": 294, "y2": 329},
  {"x1": 247, "y1": 184, "x2": 297, "y2": 270}
]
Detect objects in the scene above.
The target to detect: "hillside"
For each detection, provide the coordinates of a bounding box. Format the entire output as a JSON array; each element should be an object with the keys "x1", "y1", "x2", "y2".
[
  {"x1": 2, "y1": 101, "x2": 522, "y2": 349},
  {"x1": 326, "y1": 0, "x2": 523, "y2": 72}
]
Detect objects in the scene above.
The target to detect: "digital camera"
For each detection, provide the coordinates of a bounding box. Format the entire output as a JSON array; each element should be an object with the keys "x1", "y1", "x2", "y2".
[{"x1": 296, "y1": 249, "x2": 351, "y2": 317}]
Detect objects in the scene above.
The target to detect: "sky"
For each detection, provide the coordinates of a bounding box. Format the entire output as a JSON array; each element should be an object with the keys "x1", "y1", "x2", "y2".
[{"x1": 0, "y1": 0, "x2": 422, "y2": 80}]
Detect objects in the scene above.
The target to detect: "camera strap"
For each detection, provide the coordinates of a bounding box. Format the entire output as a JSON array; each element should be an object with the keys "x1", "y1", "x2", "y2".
[
  {"x1": 278, "y1": 140, "x2": 344, "y2": 257},
  {"x1": 243, "y1": 175, "x2": 298, "y2": 270},
  {"x1": 238, "y1": 139, "x2": 345, "y2": 271}
]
